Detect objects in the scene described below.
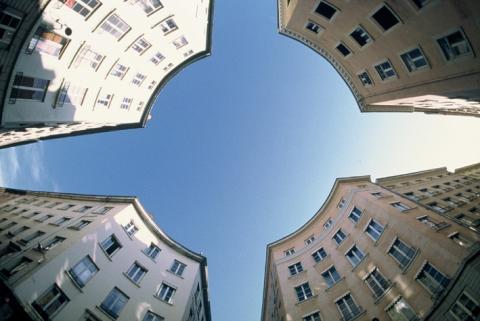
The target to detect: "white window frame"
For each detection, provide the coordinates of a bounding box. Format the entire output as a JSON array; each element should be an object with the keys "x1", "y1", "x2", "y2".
[
  {"x1": 349, "y1": 25, "x2": 373, "y2": 48},
  {"x1": 156, "y1": 282, "x2": 177, "y2": 303},
  {"x1": 374, "y1": 59, "x2": 397, "y2": 81},
  {"x1": 369, "y1": 3, "x2": 402, "y2": 33},
  {"x1": 399, "y1": 46, "x2": 430, "y2": 72},
  {"x1": 364, "y1": 218, "x2": 384, "y2": 242},
  {"x1": 313, "y1": 1, "x2": 340, "y2": 22}
]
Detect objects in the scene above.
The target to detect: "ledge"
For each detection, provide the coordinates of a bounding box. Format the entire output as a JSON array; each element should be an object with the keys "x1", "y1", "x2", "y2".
[
  {"x1": 351, "y1": 254, "x2": 369, "y2": 272},
  {"x1": 95, "y1": 306, "x2": 118, "y2": 321},
  {"x1": 295, "y1": 294, "x2": 318, "y2": 306},
  {"x1": 166, "y1": 269, "x2": 184, "y2": 279},
  {"x1": 153, "y1": 295, "x2": 174, "y2": 306},
  {"x1": 325, "y1": 277, "x2": 345, "y2": 292},
  {"x1": 123, "y1": 272, "x2": 141, "y2": 288},
  {"x1": 373, "y1": 282, "x2": 396, "y2": 305}
]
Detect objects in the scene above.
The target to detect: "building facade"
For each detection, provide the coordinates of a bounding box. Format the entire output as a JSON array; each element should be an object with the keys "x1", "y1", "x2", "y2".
[
  {"x1": 277, "y1": 0, "x2": 480, "y2": 117},
  {"x1": 0, "y1": 188, "x2": 211, "y2": 321},
  {"x1": 0, "y1": 0, "x2": 214, "y2": 148},
  {"x1": 261, "y1": 164, "x2": 480, "y2": 321}
]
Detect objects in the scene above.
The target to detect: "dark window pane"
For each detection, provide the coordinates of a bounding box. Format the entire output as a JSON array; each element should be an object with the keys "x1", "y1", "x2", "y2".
[{"x1": 372, "y1": 6, "x2": 400, "y2": 31}]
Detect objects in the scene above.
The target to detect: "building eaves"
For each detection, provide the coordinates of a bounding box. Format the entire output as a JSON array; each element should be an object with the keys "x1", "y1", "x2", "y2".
[{"x1": 376, "y1": 166, "x2": 449, "y2": 185}]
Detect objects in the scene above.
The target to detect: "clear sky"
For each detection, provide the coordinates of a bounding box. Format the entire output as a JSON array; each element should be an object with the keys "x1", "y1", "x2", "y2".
[{"x1": 1, "y1": 1, "x2": 480, "y2": 321}]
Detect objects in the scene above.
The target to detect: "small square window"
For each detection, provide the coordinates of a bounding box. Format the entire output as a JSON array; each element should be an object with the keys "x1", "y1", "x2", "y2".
[
  {"x1": 32, "y1": 284, "x2": 69, "y2": 318},
  {"x1": 284, "y1": 248, "x2": 295, "y2": 256},
  {"x1": 350, "y1": 26, "x2": 372, "y2": 47},
  {"x1": 411, "y1": 0, "x2": 432, "y2": 9},
  {"x1": 400, "y1": 47, "x2": 428, "y2": 72},
  {"x1": 100, "y1": 288, "x2": 129, "y2": 319},
  {"x1": 371, "y1": 5, "x2": 400, "y2": 31},
  {"x1": 288, "y1": 262, "x2": 303, "y2": 276},
  {"x1": 312, "y1": 248, "x2": 327, "y2": 263},
  {"x1": 172, "y1": 36, "x2": 188, "y2": 49},
  {"x1": 358, "y1": 71, "x2": 373, "y2": 86},
  {"x1": 295, "y1": 282, "x2": 312, "y2": 302},
  {"x1": 374, "y1": 59, "x2": 397, "y2": 80},
  {"x1": 170, "y1": 260, "x2": 186, "y2": 276},
  {"x1": 156, "y1": 283, "x2": 176, "y2": 303},
  {"x1": 336, "y1": 43, "x2": 351, "y2": 57},
  {"x1": 100, "y1": 234, "x2": 122, "y2": 257},
  {"x1": 126, "y1": 262, "x2": 147, "y2": 284},
  {"x1": 315, "y1": 1, "x2": 337, "y2": 20},
  {"x1": 144, "y1": 243, "x2": 161, "y2": 260},
  {"x1": 69, "y1": 255, "x2": 99, "y2": 287},
  {"x1": 159, "y1": 18, "x2": 178, "y2": 35},
  {"x1": 305, "y1": 21, "x2": 321, "y2": 34},
  {"x1": 131, "y1": 37, "x2": 151, "y2": 55},
  {"x1": 123, "y1": 220, "x2": 138, "y2": 237}
]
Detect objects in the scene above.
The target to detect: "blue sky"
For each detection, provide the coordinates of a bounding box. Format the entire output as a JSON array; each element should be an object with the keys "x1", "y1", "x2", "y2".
[{"x1": 1, "y1": 1, "x2": 480, "y2": 321}]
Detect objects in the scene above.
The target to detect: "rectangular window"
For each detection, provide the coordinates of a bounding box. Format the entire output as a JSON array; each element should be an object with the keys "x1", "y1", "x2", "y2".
[
  {"x1": 170, "y1": 260, "x2": 186, "y2": 276},
  {"x1": 6, "y1": 225, "x2": 29, "y2": 238},
  {"x1": 335, "y1": 293, "x2": 362, "y2": 321},
  {"x1": 131, "y1": 73, "x2": 146, "y2": 86},
  {"x1": 449, "y1": 233, "x2": 473, "y2": 248},
  {"x1": 75, "y1": 206, "x2": 92, "y2": 213},
  {"x1": 288, "y1": 262, "x2": 303, "y2": 276},
  {"x1": 345, "y1": 245, "x2": 365, "y2": 267},
  {"x1": 391, "y1": 202, "x2": 410, "y2": 211},
  {"x1": 403, "y1": 192, "x2": 419, "y2": 201},
  {"x1": 358, "y1": 71, "x2": 373, "y2": 86},
  {"x1": 52, "y1": 217, "x2": 71, "y2": 226},
  {"x1": 321, "y1": 266, "x2": 341, "y2": 287},
  {"x1": 69, "y1": 220, "x2": 91, "y2": 230},
  {"x1": 305, "y1": 235, "x2": 315, "y2": 245},
  {"x1": 417, "y1": 215, "x2": 448, "y2": 230},
  {"x1": 312, "y1": 248, "x2": 327, "y2": 263},
  {"x1": 416, "y1": 262, "x2": 450, "y2": 296},
  {"x1": 401, "y1": 47, "x2": 428, "y2": 72},
  {"x1": 150, "y1": 52, "x2": 165, "y2": 65},
  {"x1": 126, "y1": 262, "x2": 147, "y2": 284},
  {"x1": 73, "y1": 45, "x2": 104, "y2": 70},
  {"x1": 336, "y1": 43, "x2": 351, "y2": 57},
  {"x1": 123, "y1": 220, "x2": 138, "y2": 236},
  {"x1": 131, "y1": 37, "x2": 151, "y2": 54},
  {"x1": 19, "y1": 230, "x2": 45, "y2": 245},
  {"x1": 42, "y1": 236, "x2": 65, "y2": 251},
  {"x1": 388, "y1": 238, "x2": 416, "y2": 269},
  {"x1": 56, "y1": 82, "x2": 87, "y2": 107},
  {"x1": 305, "y1": 21, "x2": 321, "y2": 34},
  {"x1": 143, "y1": 311, "x2": 164, "y2": 321},
  {"x1": 371, "y1": 5, "x2": 400, "y2": 31},
  {"x1": 0, "y1": 222, "x2": 17, "y2": 231},
  {"x1": 159, "y1": 18, "x2": 178, "y2": 34},
  {"x1": 144, "y1": 243, "x2": 161, "y2": 259},
  {"x1": 58, "y1": 204, "x2": 75, "y2": 210},
  {"x1": 348, "y1": 207, "x2": 362, "y2": 223},
  {"x1": 156, "y1": 283, "x2": 176, "y2": 303},
  {"x1": 304, "y1": 312, "x2": 321, "y2": 321},
  {"x1": 386, "y1": 297, "x2": 419, "y2": 321},
  {"x1": 323, "y1": 218, "x2": 333, "y2": 229},
  {"x1": 284, "y1": 248, "x2": 295, "y2": 256},
  {"x1": 374, "y1": 60, "x2": 397, "y2": 80},
  {"x1": 295, "y1": 282, "x2": 312, "y2": 302},
  {"x1": 365, "y1": 268, "x2": 390, "y2": 298},
  {"x1": 32, "y1": 284, "x2": 69, "y2": 319},
  {"x1": 45, "y1": 201, "x2": 62, "y2": 208},
  {"x1": 24, "y1": 211, "x2": 41, "y2": 219},
  {"x1": 437, "y1": 30, "x2": 472, "y2": 61},
  {"x1": 69, "y1": 255, "x2": 99, "y2": 287},
  {"x1": 26, "y1": 27, "x2": 69, "y2": 57},
  {"x1": 350, "y1": 26, "x2": 372, "y2": 47},
  {"x1": 110, "y1": 63, "x2": 128, "y2": 78},
  {"x1": 35, "y1": 214, "x2": 53, "y2": 223},
  {"x1": 134, "y1": 0, "x2": 163, "y2": 15},
  {"x1": 365, "y1": 219, "x2": 384, "y2": 241},
  {"x1": 0, "y1": 256, "x2": 32, "y2": 278},
  {"x1": 315, "y1": 1, "x2": 337, "y2": 20},
  {"x1": 427, "y1": 202, "x2": 448, "y2": 213},
  {"x1": 332, "y1": 229, "x2": 347, "y2": 245},
  {"x1": 10, "y1": 73, "x2": 49, "y2": 102},
  {"x1": 0, "y1": 9, "x2": 22, "y2": 46},
  {"x1": 172, "y1": 36, "x2": 188, "y2": 49},
  {"x1": 148, "y1": 80, "x2": 157, "y2": 89},
  {"x1": 96, "y1": 92, "x2": 112, "y2": 108},
  {"x1": 100, "y1": 234, "x2": 122, "y2": 257},
  {"x1": 92, "y1": 206, "x2": 113, "y2": 214},
  {"x1": 449, "y1": 292, "x2": 479, "y2": 321},
  {"x1": 98, "y1": 14, "x2": 130, "y2": 40},
  {"x1": 100, "y1": 287, "x2": 129, "y2": 319},
  {"x1": 120, "y1": 97, "x2": 132, "y2": 110},
  {"x1": 61, "y1": 0, "x2": 102, "y2": 18}
]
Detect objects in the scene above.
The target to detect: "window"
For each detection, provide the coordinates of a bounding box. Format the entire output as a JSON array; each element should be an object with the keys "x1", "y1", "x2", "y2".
[
  {"x1": 100, "y1": 234, "x2": 122, "y2": 257},
  {"x1": 449, "y1": 233, "x2": 473, "y2": 248},
  {"x1": 24, "y1": 211, "x2": 41, "y2": 218},
  {"x1": 56, "y1": 82, "x2": 87, "y2": 107},
  {"x1": 335, "y1": 293, "x2": 362, "y2": 321},
  {"x1": 143, "y1": 311, "x2": 164, "y2": 321},
  {"x1": 345, "y1": 245, "x2": 365, "y2": 267},
  {"x1": 61, "y1": 0, "x2": 101, "y2": 18},
  {"x1": 0, "y1": 256, "x2": 32, "y2": 278},
  {"x1": 52, "y1": 217, "x2": 71, "y2": 226},
  {"x1": 315, "y1": 1, "x2": 337, "y2": 20},
  {"x1": 131, "y1": 73, "x2": 147, "y2": 86},
  {"x1": 126, "y1": 262, "x2": 147, "y2": 284},
  {"x1": 110, "y1": 63, "x2": 128, "y2": 78},
  {"x1": 10, "y1": 74, "x2": 49, "y2": 102},
  {"x1": 365, "y1": 219, "x2": 384, "y2": 242},
  {"x1": 6, "y1": 225, "x2": 29, "y2": 237},
  {"x1": 69, "y1": 220, "x2": 91, "y2": 230},
  {"x1": 323, "y1": 218, "x2": 333, "y2": 229},
  {"x1": 93, "y1": 206, "x2": 113, "y2": 214},
  {"x1": 159, "y1": 18, "x2": 178, "y2": 34},
  {"x1": 170, "y1": 260, "x2": 186, "y2": 276},
  {"x1": 36, "y1": 214, "x2": 53, "y2": 222},
  {"x1": 371, "y1": 5, "x2": 400, "y2": 31},
  {"x1": 144, "y1": 243, "x2": 161, "y2": 259},
  {"x1": 305, "y1": 21, "x2": 321, "y2": 34},
  {"x1": 332, "y1": 229, "x2": 346, "y2": 245},
  {"x1": 123, "y1": 220, "x2": 138, "y2": 236},
  {"x1": 156, "y1": 283, "x2": 176, "y2": 303},
  {"x1": 75, "y1": 206, "x2": 92, "y2": 213},
  {"x1": 417, "y1": 215, "x2": 448, "y2": 230},
  {"x1": 69, "y1": 255, "x2": 98, "y2": 287},
  {"x1": 0, "y1": 222, "x2": 16, "y2": 231},
  {"x1": 336, "y1": 43, "x2": 351, "y2": 57},
  {"x1": 371, "y1": 192, "x2": 383, "y2": 198},
  {"x1": 134, "y1": 0, "x2": 163, "y2": 14},
  {"x1": 100, "y1": 288, "x2": 129, "y2": 319},
  {"x1": 401, "y1": 47, "x2": 428, "y2": 72},
  {"x1": 120, "y1": 97, "x2": 132, "y2": 110},
  {"x1": 350, "y1": 26, "x2": 372, "y2": 47},
  {"x1": 449, "y1": 292, "x2": 479, "y2": 321},
  {"x1": 411, "y1": 0, "x2": 432, "y2": 9},
  {"x1": 58, "y1": 204, "x2": 75, "y2": 210},
  {"x1": 172, "y1": 36, "x2": 188, "y2": 49},
  {"x1": 391, "y1": 202, "x2": 410, "y2": 211},
  {"x1": 42, "y1": 236, "x2": 65, "y2": 251},
  {"x1": 0, "y1": 8, "x2": 22, "y2": 46},
  {"x1": 26, "y1": 27, "x2": 69, "y2": 57},
  {"x1": 386, "y1": 297, "x2": 419, "y2": 321},
  {"x1": 131, "y1": 37, "x2": 151, "y2": 54},
  {"x1": 73, "y1": 45, "x2": 104, "y2": 71},
  {"x1": 338, "y1": 198, "x2": 346, "y2": 208},
  {"x1": 150, "y1": 52, "x2": 165, "y2": 65},
  {"x1": 295, "y1": 282, "x2": 312, "y2": 302},
  {"x1": 32, "y1": 284, "x2": 69, "y2": 319},
  {"x1": 96, "y1": 92, "x2": 112, "y2": 108},
  {"x1": 305, "y1": 235, "x2": 315, "y2": 245},
  {"x1": 19, "y1": 230, "x2": 45, "y2": 245},
  {"x1": 358, "y1": 71, "x2": 373, "y2": 86},
  {"x1": 416, "y1": 262, "x2": 450, "y2": 296},
  {"x1": 288, "y1": 262, "x2": 303, "y2": 276},
  {"x1": 427, "y1": 202, "x2": 448, "y2": 213},
  {"x1": 312, "y1": 248, "x2": 327, "y2": 263},
  {"x1": 304, "y1": 312, "x2": 321, "y2": 321},
  {"x1": 348, "y1": 207, "x2": 362, "y2": 223},
  {"x1": 98, "y1": 14, "x2": 130, "y2": 40},
  {"x1": 437, "y1": 30, "x2": 472, "y2": 61},
  {"x1": 136, "y1": 101, "x2": 145, "y2": 112},
  {"x1": 321, "y1": 266, "x2": 341, "y2": 287},
  {"x1": 388, "y1": 238, "x2": 416, "y2": 269},
  {"x1": 365, "y1": 268, "x2": 390, "y2": 298},
  {"x1": 403, "y1": 192, "x2": 419, "y2": 201},
  {"x1": 374, "y1": 60, "x2": 397, "y2": 80},
  {"x1": 284, "y1": 248, "x2": 295, "y2": 256}
]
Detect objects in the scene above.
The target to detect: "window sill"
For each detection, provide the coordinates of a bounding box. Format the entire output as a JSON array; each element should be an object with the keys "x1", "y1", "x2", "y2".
[
  {"x1": 96, "y1": 306, "x2": 118, "y2": 321},
  {"x1": 123, "y1": 272, "x2": 141, "y2": 288},
  {"x1": 335, "y1": 235, "x2": 350, "y2": 249},
  {"x1": 325, "y1": 277, "x2": 345, "y2": 292},
  {"x1": 373, "y1": 282, "x2": 396, "y2": 304},
  {"x1": 295, "y1": 294, "x2": 317, "y2": 306},
  {"x1": 141, "y1": 250, "x2": 158, "y2": 263},
  {"x1": 64, "y1": 270, "x2": 84, "y2": 293},
  {"x1": 153, "y1": 295, "x2": 173, "y2": 306},
  {"x1": 288, "y1": 269, "x2": 306, "y2": 280},
  {"x1": 166, "y1": 269, "x2": 184, "y2": 279},
  {"x1": 97, "y1": 242, "x2": 114, "y2": 261},
  {"x1": 313, "y1": 254, "x2": 330, "y2": 267},
  {"x1": 401, "y1": 248, "x2": 420, "y2": 274},
  {"x1": 340, "y1": 309, "x2": 366, "y2": 321},
  {"x1": 351, "y1": 254, "x2": 369, "y2": 272},
  {"x1": 401, "y1": 207, "x2": 417, "y2": 213}
]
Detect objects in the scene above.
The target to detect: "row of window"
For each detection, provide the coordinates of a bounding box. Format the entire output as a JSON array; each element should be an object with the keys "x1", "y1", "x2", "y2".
[
  {"x1": 10, "y1": 197, "x2": 114, "y2": 213},
  {"x1": 62, "y1": 0, "x2": 164, "y2": 19}
]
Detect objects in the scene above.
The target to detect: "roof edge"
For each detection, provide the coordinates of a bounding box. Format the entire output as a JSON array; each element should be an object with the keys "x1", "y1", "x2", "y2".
[{"x1": 376, "y1": 166, "x2": 448, "y2": 184}]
